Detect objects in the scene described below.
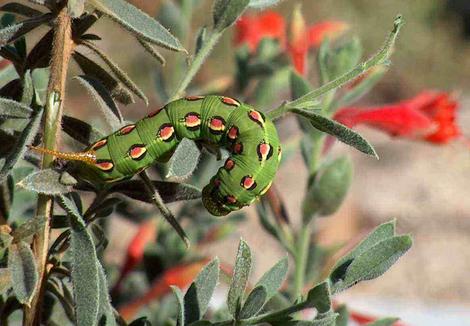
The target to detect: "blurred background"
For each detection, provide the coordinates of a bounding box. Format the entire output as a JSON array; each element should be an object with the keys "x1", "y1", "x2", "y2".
[{"x1": 16, "y1": 0, "x2": 470, "y2": 324}]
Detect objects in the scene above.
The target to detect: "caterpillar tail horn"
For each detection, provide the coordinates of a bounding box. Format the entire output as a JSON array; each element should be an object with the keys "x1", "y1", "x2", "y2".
[{"x1": 28, "y1": 145, "x2": 97, "y2": 164}]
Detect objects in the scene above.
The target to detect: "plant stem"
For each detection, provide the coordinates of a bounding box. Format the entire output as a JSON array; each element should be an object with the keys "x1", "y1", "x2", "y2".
[
  {"x1": 170, "y1": 30, "x2": 222, "y2": 100},
  {"x1": 24, "y1": 6, "x2": 74, "y2": 325},
  {"x1": 293, "y1": 225, "x2": 310, "y2": 299}
]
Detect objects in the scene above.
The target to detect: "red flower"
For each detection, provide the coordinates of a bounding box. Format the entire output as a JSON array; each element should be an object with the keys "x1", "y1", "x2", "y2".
[
  {"x1": 0, "y1": 59, "x2": 11, "y2": 70},
  {"x1": 235, "y1": 10, "x2": 347, "y2": 75},
  {"x1": 333, "y1": 91, "x2": 460, "y2": 144}
]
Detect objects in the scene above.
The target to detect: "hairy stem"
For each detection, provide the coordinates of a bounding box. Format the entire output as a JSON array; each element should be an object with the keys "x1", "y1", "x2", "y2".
[
  {"x1": 25, "y1": 6, "x2": 74, "y2": 325},
  {"x1": 170, "y1": 30, "x2": 222, "y2": 100}
]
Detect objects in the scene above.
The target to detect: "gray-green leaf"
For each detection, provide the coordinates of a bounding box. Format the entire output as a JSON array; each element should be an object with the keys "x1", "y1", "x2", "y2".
[
  {"x1": 172, "y1": 286, "x2": 185, "y2": 326},
  {"x1": 8, "y1": 241, "x2": 38, "y2": 305},
  {"x1": 227, "y1": 239, "x2": 252, "y2": 317},
  {"x1": 248, "y1": 0, "x2": 282, "y2": 9},
  {"x1": 167, "y1": 138, "x2": 201, "y2": 180},
  {"x1": 239, "y1": 285, "x2": 267, "y2": 319},
  {"x1": 0, "y1": 97, "x2": 33, "y2": 119},
  {"x1": 17, "y1": 169, "x2": 72, "y2": 195},
  {"x1": 213, "y1": 0, "x2": 250, "y2": 31}
]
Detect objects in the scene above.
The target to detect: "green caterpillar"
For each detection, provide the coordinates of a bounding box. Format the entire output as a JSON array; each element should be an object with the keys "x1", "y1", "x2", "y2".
[{"x1": 34, "y1": 95, "x2": 281, "y2": 216}]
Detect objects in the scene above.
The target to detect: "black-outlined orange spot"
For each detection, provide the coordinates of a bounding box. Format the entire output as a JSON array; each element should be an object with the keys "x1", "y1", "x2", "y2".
[
  {"x1": 241, "y1": 176, "x2": 257, "y2": 191},
  {"x1": 221, "y1": 97, "x2": 240, "y2": 107},
  {"x1": 129, "y1": 144, "x2": 147, "y2": 160},
  {"x1": 213, "y1": 178, "x2": 221, "y2": 188},
  {"x1": 119, "y1": 124, "x2": 136, "y2": 136},
  {"x1": 227, "y1": 126, "x2": 239, "y2": 141},
  {"x1": 225, "y1": 195, "x2": 237, "y2": 205},
  {"x1": 95, "y1": 159, "x2": 114, "y2": 172},
  {"x1": 147, "y1": 107, "x2": 163, "y2": 118},
  {"x1": 224, "y1": 158, "x2": 235, "y2": 171},
  {"x1": 232, "y1": 142, "x2": 243, "y2": 155},
  {"x1": 185, "y1": 95, "x2": 204, "y2": 101},
  {"x1": 248, "y1": 110, "x2": 265, "y2": 128},
  {"x1": 90, "y1": 139, "x2": 107, "y2": 151},
  {"x1": 209, "y1": 116, "x2": 226, "y2": 134},
  {"x1": 158, "y1": 123, "x2": 175, "y2": 142},
  {"x1": 257, "y1": 141, "x2": 273, "y2": 161},
  {"x1": 184, "y1": 112, "x2": 201, "y2": 130}
]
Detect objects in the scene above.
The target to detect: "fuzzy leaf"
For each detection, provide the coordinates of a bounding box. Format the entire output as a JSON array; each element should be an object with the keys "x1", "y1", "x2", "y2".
[
  {"x1": 11, "y1": 215, "x2": 46, "y2": 241},
  {"x1": 364, "y1": 318, "x2": 399, "y2": 326},
  {"x1": 306, "y1": 281, "x2": 331, "y2": 314},
  {"x1": 68, "y1": 0, "x2": 85, "y2": 18},
  {"x1": 58, "y1": 194, "x2": 100, "y2": 326},
  {"x1": 239, "y1": 286, "x2": 267, "y2": 319},
  {"x1": 0, "y1": 108, "x2": 43, "y2": 182},
  {"x1": 8, "y1": 241, "x2": 38, "y2": 305},
  {"x1": 73, "y1": 51, "x2": 134, "y2": 105},
  {"x1": 302, "y1": 156, "x2": 353, "y2": 222},
  {"x1": 172, "y1": 286, "x2": 185, "y2": 326},
  {"x1": 97, "y1": 262, "x2": 117, "y2": 326},
  {"x1": 333, "y1": 235, "x2": 412, "y2": 293},
  {"x1": 75, "y1": 75, "x2": 123, "y2": 132},
  {"x1": 254, "y1": 256, "x2": 288, "y2": 300},
  {"x1": 106, "y1": 179, "x2": 201, "y2": 203},
  {"x1": 0, "y1": 3, "x2": 44, "y2": 18},
  {"x1": 18, "y1": 169, "x2": 72, "y2": 195},
  {"x1": 332, "y1": 220, "x2": 396, "y2": 274},
  {"x1": 0, "y1": 268, "x2": 11, "y2": 293},
  {"x1": 81, "y1": 40, "x2": 149, "y2": 105},
  {"x1": 248, "y1": 0, "x2": 282, "y2": 9},
  {"x1": 62, "y1": 115, "x2": 104, "y2": 146},
  {"x1": 0, "y1": 97, "x2": 33, "y2": 118},
  {"x1": 91, "y1": 0, "x2": 184, "y2": 51},
  {"x1": 31, "y1": 67, "x2": 49, "y2": 106},
  {"x1": 290, "y1": 108, "x2": 378, "y2": 158},
  {"x1": 167, "y1": 138, "x2": 201, "y2": 180},
  {"x1": 227, "y1": 239, "x2": 252, "y2": 317},
  {"x1": 0, "y1": 14, "x2": 52, "y2": 46},
  {"x1": 213, "y1": 0, "x2": 250, "y2": 31},
  {"x1": 184, "y1": 258, "x2": 219, "y2": 323},
  {"x1": 137, "y1": 38, "x2": 166, "y2": 65},
  {"x1": 334, "y1": 305, "x2": 349, "y2": 326}
]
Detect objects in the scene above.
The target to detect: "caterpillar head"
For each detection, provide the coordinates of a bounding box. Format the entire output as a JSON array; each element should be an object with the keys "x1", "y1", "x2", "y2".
[{"x1": 202, "y1": 184, "x2": 232, "y2": 216}]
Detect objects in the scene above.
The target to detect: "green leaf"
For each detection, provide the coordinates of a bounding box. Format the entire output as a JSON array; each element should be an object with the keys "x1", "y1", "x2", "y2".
[
  {"x1": 0, "y1": 97, "x2": 33, "y2": 118},
  {"x1": 0, "y1": 268, "x2": 11, "y2": 293},
  {"x1": 254, "y1": 256, "x2": 288, "y2": 300},
  {"x1": 248, "y1": 0, "x2": 282, "y2": 9},
  {"x1": 17, "y1": 169, "x2": 73, "y2": 195},
  {"x1": 213, "y1": 0, "x2": 250, "y2": 31},
  {"x1": 302, "y1": 156, "x2": 353, "y2": 222},
  {"x1": 58, "y1": 194, "x2": 100, "y2": 326},
  {"x1": 290, "y1": 108, "x2": 377, "y2": 158},
  {"x1": 167, "y1": 138, "x2": 201, "y2": 180},
  {"x1": 73, "y1": 51, "x2": 134, "y2": 105},
  {"x1": 75, "y1": 75, "x2": 123, "y2": 132},
  {"x1": 91, "y1": 0, "x2": 184, "y2": 52},
  {"x1": 8, "y1": 241, "x2": 38, "y2": 305},
  {"x1": 62, "y1": 115, "x2": 104, "y2": 146},
  {"x1": 81, "y1": 40, "x2": 149, "y2": 105},
  {"x1": 333, "y1": 235, "x2": 412, "y2": 293},
  {"x1": 312, "y1": 311, "x2": 338, "y2": 326},
  {"x1": 31, "y1": 67, "x2": 50, "y2": 106},
  {"x1": 97, "y1": 262, "x2": 117, "y2": 326},
  {"x1": 68, "y1": 0, "x2": 85, "y2": 18},
  {"x1": 334, "y1": 304, "x2": 349, "y2": 326},
  {"x1": 11, "y1": 215, "x2": 46, "y2": 241},
  {"x1": 306, "y1": 281, "x2": 331, "y2": 314},
  {"x1": 137, "y1": 38, "x2": 166, "y2": 65},
  {"x1": 0, "y1": 108, "x2": 43, "y2": 182},
  {"x1": 239, "y1": 285, "x2": 267, "y2": 319},
  {"x1": 0, "y1": 3, "x2": 44, "y2": 18},
  {"x1": 184, "y1": 258, "x2": 219, "y2": 323},
  {"x1": 364, "y1": 317, "x2": 399, "y2": 326},
  {"x1": 21, "y1": 70, "x2": 34, "y2": 105},
  {"x1": 332, "y1": 220, "x2": 396, "y2": 274},
  {"x1": 172, "y1": 285, "x2": 185, "y2": 326},
  {"x1": 0, "y1": 14, "x2": 52, "y2": 46},
  {"x1": 106, "y1": 179, "x2": 201, "y2": 203},
  {"x1": 325, "y1": 37, "x2": 363, "y2": 81},
  {"x1": 227, "y1": 239, "x2": 252, "y2": 317}
]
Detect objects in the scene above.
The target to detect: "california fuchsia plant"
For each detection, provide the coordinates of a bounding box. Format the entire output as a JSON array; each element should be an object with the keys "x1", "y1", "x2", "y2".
[{"x1": 2, "y1": 0, "x2": 460, "y2": 325}]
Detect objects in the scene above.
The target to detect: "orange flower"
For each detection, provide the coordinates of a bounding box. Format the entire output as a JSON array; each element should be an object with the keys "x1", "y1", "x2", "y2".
[
  {"x1": 235, "y1": 10, "x2": 348, "y2": 75},
  {"x1": 333, "y1": 91, "x2": 460, "y2": 144}
]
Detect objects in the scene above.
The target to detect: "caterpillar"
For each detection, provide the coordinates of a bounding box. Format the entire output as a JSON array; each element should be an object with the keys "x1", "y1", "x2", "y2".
[{"x1": 32, "y1": 95, "x2": 282, "y2": 216}]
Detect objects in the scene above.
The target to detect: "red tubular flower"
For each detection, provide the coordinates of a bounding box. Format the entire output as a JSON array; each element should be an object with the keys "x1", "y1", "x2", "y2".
[
  {"x1": 333, "y1": 91, "x2": 460, "y2": 144},
  {"x1": 118, "y1": 260, "x2": 207, "y2": 320},
  {"x1": 0, "y1": 59, "x2": 11, "y2": 70},
  {"x1": 235, "y1": 10, "x2": 348, "y2": 75}
]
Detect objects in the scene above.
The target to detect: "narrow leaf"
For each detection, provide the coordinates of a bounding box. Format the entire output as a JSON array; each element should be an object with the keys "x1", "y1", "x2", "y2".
[
  {"x1": 0, "y1": 14, "x2": 52, "y2": 46},
  {"x1": 73, "y1": 51, "x2": 134, "y2": 105},
  {"x1": 62, "y1": 115, "x2": 104, "y2": 146},
  {"x1": 90, "y1": 0, "x2": 184, "y2": 51},
  {"x1": 167, "y1": 138, "x2": 201, "y2": 180},
  {"x1": 364, "y1": 317, "x2": 399, "y2": 326},
  {"x1": 0, "y1": 3, "x2": 44, "y2": 18},
  {"x1": 184, "y1": 258, "x2": 219, "y2": 323},
  {"x1": 97, "y1": 262, "x2": 117, "y2": 326},
  {"x1": 8, "y1": 241, "x2": 39, "y2": 305},
  {"x1": 213, "y1": 0, "x2": 250, "y2": 31},
  {"x1": 75, "y1": 75, "x2": 123, "y2": 132},
  {"x1": 172, "y1": 286, "x2": 185, "y2": 326},
  {"x1": 239, "y1": 286, "x2": 267, "y2": 319},
  {"x1": 137, "y1": 38, "x2": 166, "y2": 65},
  {"x1": 21, "y1": 70, "x2": 34, "y2": 105},
  {"x1": 0, "y1": 108, "x2": 43, "y2": 182},
  {"x1": 227, "y1": 239, "x2": 252, "y2": 317},
  {"x1": 81, "y1": 40, "x2": 149, "y2": 105},
  {"x1": 291, "y1": 108, "x2": 377, "y2": 158},
  {"x1": 248, "y1": 0, "x2": 282, "y2": 9},
  {"x1": 31, "y1": 67, "x2": 50, "y2": 106},
  {"x1": 17, "y1": 169, "x2": 72, "y2": 195},
  {"x1": 0, "y1": 97, "x2": 33, "y2": 118}
]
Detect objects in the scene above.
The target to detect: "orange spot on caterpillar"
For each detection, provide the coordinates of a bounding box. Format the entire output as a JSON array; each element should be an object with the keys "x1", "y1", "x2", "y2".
[
  {"x1": 224, "y1": 158, "x2": 235, "y2": 171},
  {"x1": 158, "y1": 124, "x2": 175, "y2": 141},
  {"x1": 129, "y1": 144, "x2": 147, "y2": 160},
  {"x1": 227, "y1": 126, "x2": 239, "y2": 140},
  {"x1": 221, "y1": 97, "x2": 240, "y2": 107},
  {"x1": 90, "y1": 139, "x2": 107, "y2": 151},
  {"x1": 225, "y1": 195, "x2": 237, "y2": 204},
  {"x1": 248, "y1": 110, "x2": 265, "y2": 127},
  {"x1": 241, "y1": 176, "x2": 257, "y2": 190},
  {"x1": 119, "y1": 124, "x2": 136, "y2": 136},
  {"x1": 95, "y1": 160, "x2": 114, "y2": 172},
  {"x1": 147, "y1": 107, "x2": 163, "y2": 118},
  {"x1": 232, "y1": 142, "x2": 243, "y2": 155},
  {"x1": 185, "y1": 112, "x2": 201, "y2": 129},
  {"x1": 185, "y1": 95, "x2": 205, "y2": 101},
  {"x1": 209, "y1": 116, "x2": 226, "y2": 134},
  {"x1": 257, "y1": 141, "x2": 273, "y2": 161}
]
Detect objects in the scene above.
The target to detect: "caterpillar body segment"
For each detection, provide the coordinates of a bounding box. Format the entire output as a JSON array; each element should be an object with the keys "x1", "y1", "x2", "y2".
[{"x1": 49, "y1": 95, "x2": 282, "y2": 216}]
